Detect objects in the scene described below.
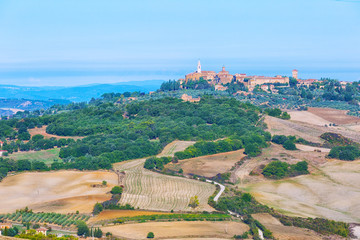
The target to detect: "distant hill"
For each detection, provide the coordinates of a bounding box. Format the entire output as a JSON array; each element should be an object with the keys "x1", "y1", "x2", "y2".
[
  {"x1": 0, "y1": 99, "x2": 72, "y2": 116},
  {"x1": 0, "y1": 80, "x2": 164, "y2": 116},
  {"x1": 0, "y1": 80, "x2": 164, "y2": 102}
]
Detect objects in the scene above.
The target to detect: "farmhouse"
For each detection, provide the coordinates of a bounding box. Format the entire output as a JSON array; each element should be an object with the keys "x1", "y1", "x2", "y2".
[
  {"x1": 0, "y1": 223, "x2": 12, "y2": 229},
  {"x1": 36, "y1": 227, "x2": 48, "y2": 236}
]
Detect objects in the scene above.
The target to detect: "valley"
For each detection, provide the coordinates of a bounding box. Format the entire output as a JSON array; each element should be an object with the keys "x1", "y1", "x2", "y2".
[{"x1": 1, "y1": 90, "x2": 360, "y2": 239}]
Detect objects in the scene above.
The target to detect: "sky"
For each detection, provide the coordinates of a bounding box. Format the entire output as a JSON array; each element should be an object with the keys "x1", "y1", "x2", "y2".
[{"x1": 0, "y1": 0, "x2": 359, "y2": 86}]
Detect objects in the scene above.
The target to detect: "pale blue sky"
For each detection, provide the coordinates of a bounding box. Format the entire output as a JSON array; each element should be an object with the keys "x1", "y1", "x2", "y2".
[{"x1": 0, "y1": 0, "x2": 359, "y2": 86}]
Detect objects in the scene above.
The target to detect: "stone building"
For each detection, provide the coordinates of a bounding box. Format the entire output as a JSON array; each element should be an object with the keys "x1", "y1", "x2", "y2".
[{"x1": 184, "y1": 61, "x2": 291, "y2": 90}]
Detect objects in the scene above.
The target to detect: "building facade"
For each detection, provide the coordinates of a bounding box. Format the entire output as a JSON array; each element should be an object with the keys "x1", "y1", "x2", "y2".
[{"x1": 184, "y1": 61, "x2": 291, "y2": 89}]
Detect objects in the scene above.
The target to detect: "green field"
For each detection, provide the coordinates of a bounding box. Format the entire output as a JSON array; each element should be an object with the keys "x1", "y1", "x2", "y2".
[{"x1": 8, "y1": 148, "x2": 61, "y2": 165}]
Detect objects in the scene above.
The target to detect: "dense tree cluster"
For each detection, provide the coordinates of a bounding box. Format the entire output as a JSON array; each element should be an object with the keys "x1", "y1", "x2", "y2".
[
  {"x1": 144, "y1": 156, "x2": 172, "y2": 170},
  {"x1": 182, "y1": 79, "x2": 213, "y2": 90},
  {"x1": 174, "y1": 134, "x2": 269, "y2": 160},
  {"x1": 174, "y1": 139, "x2": 243, "y2": 160},
  {"x1": 2, "y1": 135, "x2": 74, "y2": 154},
  {"x1": 213, "y1": 191, "x2": 271, "y2": 215},
  {"x1": 264, "y1": 108, "x2": 290, "y2": 120},
  {"x1": 0, "y1": 96, "x2": 270, "y2": 175},
  {"x1": 0, "y1": 158, "x2": 49, "y2": 180},
  {"x1": 47, "y1": 97, "x2": 264, "y2": 170},
  {"x1": 224, "y1": 82, "x2": 247, "y2": 94},
  {"x1": 160, "y1": 80, "x2": 180, "y2": 91},
  {"x1": 272, "y1": 213, "x2": 349, "y2": 237},
  {"x1": 328, "y1": 145, "x2": 360, "y2": 161},
  {"x1": 271, "y1": 135, "x2": 297, "y2": 150},
  {"x1": 262, "y1": 160, "x2": 309, "y2": 179}
]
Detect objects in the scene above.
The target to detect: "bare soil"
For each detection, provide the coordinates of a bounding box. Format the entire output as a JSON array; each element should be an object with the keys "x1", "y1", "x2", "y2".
[
  {"x1": 295, "y1": 144, "x2": 331, "y2": 153},
  {"x1": 28, "y1": 126, "x2": 84, "y2": 140},
  {"x1": 265, "y1": 115, "x2": 360, "y2": 144},
  {"x1": 0, "y1": 170, "x2": 118, "y2": 214},
  {"x1": 166, "y1": 150, "x2": 245, "y2": 178},
  {"x1": 89, "y1": 210, "x2": 170, "y2": 223},
  {"x1": 244, "y1": 160, "x2": 360, "y2": 223},
  {"x1": 308, "y1": 107, "x2": 360, "y2": 125},
  {"x1": 101, "y1": 221, "x2": 249, "y2": 239},
  {"x1": 289, "y1": 110, "x2": 331, "y2": 126}
]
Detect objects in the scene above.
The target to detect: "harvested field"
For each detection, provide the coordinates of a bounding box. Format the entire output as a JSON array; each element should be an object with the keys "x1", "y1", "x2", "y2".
[
  {"x1": 158, "y1": 140, "x2": 196, "y2": 157},
  {"x1": 288, "y1": 110, "x2": 331, "y2": 126},
  {"x1": 0, "y1": 170, "x2": 118, "y2": 214},
  {"x1": 101, "y1": 221, "x2": 249, "y2": 239},
  {"x1": 28, "y1": 126, "x2": 84, "y2": 140},
  {"x1": 308, "y1": 107, "x2": 360, "y2": 125},
  {"x1": 232, "y1": 143, "x2": 328, "y2": 184},
  {"x1": 265, "y1": 116, "x2": 360, "y2": 144},
  {"x1": 113, "y1": 140, "x2": 215, "y2": 212},
  {"x1": 245, "y1": 160, "x2": 360, "y2": 223},
  {"x1": 252, "y1": 213, "x2": 323, "y2": 240},
  {"x1": 295, "y1": 144, "x2": 331, "y2": 153},
  {"x1": 114, "y1": 159, "x2": 215, "y2": 212},
  {"x1": 89, "y1": 210, "x2": 170, "y2": 223},
  {"x1": 166, "y1": 149, "x2": 245, "y2": 178},
  {"x1": 8, "y1": 148, "x2": 61, "y2": 164},
  {"x1": 265, "y1": 116, "x2": 324, "y2": 143}
]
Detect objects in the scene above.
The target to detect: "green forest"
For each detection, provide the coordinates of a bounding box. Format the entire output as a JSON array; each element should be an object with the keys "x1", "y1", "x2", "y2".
[{"x1": 0, "y1": 96, "x2": 272, "y2": 178}]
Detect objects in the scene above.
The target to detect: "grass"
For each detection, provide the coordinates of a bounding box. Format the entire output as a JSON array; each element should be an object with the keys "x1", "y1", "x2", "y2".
[
  {"x1": 8, "y1": 148, "x2": 62, "y2": 165},
  {"x1": 112, "y1": 213, "x2": 231, "y2": 224}
]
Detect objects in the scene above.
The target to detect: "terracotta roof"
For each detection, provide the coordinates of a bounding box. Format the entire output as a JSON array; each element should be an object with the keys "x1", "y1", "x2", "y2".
[{"x1": 37, "y1": 227, "x2": 48, "y2": 231}]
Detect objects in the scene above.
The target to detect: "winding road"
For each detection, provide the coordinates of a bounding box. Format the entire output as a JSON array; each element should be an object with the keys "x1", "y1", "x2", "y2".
[{"x1": 205, "y1": 179, "x2": 225, "y2": 202}]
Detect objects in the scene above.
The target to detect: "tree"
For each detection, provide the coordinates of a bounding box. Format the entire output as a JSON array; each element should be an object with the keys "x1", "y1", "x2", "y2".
[
  {"x1": 147, "y1": 232, "x2": 155, "y2": 238},
  {"x1": 94, "y1": 228, "x2": 103, "y2": 238},
  {"x1": 76, "y1": 221, "x2": 89, "y2": 237},
  {"x1": 110, "y1": 186, "x2": 123, "y2": 195},
  {"x1": 189, "y1": 195, "x2": 199, "y2": 208},
  {"x1": 283, "y1": 140, "x2": 297, "y2": 150},
  {"x1": 93, "y1": 203, "x2": 103, "y2": 215},
  {"x1": 32, "y1": 223, "x2": 40, "y2": 229},
  {"x1": 102, "y1": 180, "x2": 107, "y2": 186}
]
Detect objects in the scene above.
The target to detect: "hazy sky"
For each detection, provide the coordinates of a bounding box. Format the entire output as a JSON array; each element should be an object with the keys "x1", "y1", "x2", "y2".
[{"x1": 0, "y1": 0, "x2": 359, "y2": 86}]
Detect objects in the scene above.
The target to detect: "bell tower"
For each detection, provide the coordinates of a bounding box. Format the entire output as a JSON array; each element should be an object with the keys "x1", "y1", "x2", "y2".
[
  {"x1": 292, "y1": 69, "x2": 298, "y2": 79},
  {"x1": 197, "y1": 60, "x2": 201, "y2": 73}
]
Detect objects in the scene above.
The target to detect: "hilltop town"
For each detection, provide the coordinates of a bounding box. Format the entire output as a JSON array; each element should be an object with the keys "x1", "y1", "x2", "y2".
[{"x1": 179, "y1": 60, "x2": 324, "y2": 92}]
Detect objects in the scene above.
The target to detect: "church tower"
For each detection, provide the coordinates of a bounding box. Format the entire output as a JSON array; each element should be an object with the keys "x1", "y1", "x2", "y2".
[
  {"x1": 197, "y1": 60, "x2": 201, "y2": 73},
  {"x1": 292, "y1": 69, "x2": 298, "y2": 79}
]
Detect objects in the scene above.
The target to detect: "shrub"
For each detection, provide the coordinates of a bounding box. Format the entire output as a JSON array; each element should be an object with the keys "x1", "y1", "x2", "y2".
[
  {"x1": 271, "y1": 135, "x2": 288, "y2": 145},
  {"x1": 262, "y1": 160, "x2": 308, "y2": 179},
  {"x1": 110, "y1": 186, "x2": 123, "y2": 195},
  {"x1": 328, "y1": 145, "x2": 360, "y2": 161},
  {"x1": 147, "y1": 232, "x2": 154, "y2": 238},
  {"x1": 283, "y1": 140, "x2": 297, "y2": 150},
  {"x1": 93, "y1": 203, "x2": 103, "y2": 215}
]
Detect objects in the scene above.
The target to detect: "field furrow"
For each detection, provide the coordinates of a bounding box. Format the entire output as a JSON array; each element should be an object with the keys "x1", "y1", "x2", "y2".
[{"x1": 114, "y1": 158, "x2": 215, "y2": 212}]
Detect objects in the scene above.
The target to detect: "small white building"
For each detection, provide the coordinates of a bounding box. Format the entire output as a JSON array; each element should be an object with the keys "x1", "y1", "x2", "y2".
[{"x1": 36, "y1": 227, "x2": 48, "y2": 236}]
